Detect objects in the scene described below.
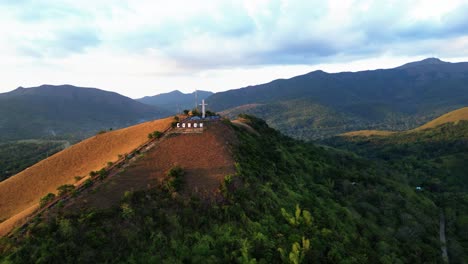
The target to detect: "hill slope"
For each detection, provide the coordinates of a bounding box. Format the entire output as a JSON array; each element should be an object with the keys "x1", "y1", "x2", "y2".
[
  {"x1": 209, "y1": 58, "x2": 468, "y2": 139},
  {"x1": 323, "y1": 119, "x2": 468, "y2": 262},
  {"x1": 0, "y1": 85, "x2": 171, "y2": 141},
  {"x1": 0, "y1": 116, "x2": 173, "y2": 231},
  {"x1": 137, "y1": 90, "x2": 213, "y2": 113},
  {"x1": 1, "y1": 116, "x2": 452, "y2": 263},
  {"x1": 415, "y1": 106, "x2": 468, "y2": 131},
  {"x1": 342, "y1": 106, "x2": 468, "y2": 136},
  {"x1": 65, "y1": 121, "x2": 236, "y2": 211}
]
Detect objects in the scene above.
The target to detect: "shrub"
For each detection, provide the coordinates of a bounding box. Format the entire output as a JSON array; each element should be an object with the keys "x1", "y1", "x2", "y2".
[
  {"x1": 183, "y1": 109, "x2": 190, "y2": 115},
  {"x1": 39, "y1": 193, "x2": 56, "y2": 208},
  {"x1": 121, "y1": 203, "x2": 134, "y2": 219},
  {"x1": 74, "y1": 176, "x2": 83, "y2": 182},
  {"x1": 57, "y1": 184, "x2": 75, "y2": 196},
  {"x1": 98, "y1": 168, "x2": 108, "y2": 180},
  {"x1": 205, "y1": 110, "x2": 216, "y2": 117},
  {"x1": 83, "y1": 179, "x2": 93, "y2": 188},
  {"x1": 152, "y1": 131, "x2": 163, "y2": 139},
  {"x1": 191, "y1": 108, "x2": 201, "y2": 116},
  {"x1": 173, "y1": 115, "x2": 180, "y2": 121},
  {"x1": 164, "y1": 166, "x2": 185, "y2": 192}
]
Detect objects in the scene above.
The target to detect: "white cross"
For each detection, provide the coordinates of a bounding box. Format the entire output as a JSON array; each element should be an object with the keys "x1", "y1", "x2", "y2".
[{"x1": 199, "y1": 99, "x2": 208, "y2": 118}]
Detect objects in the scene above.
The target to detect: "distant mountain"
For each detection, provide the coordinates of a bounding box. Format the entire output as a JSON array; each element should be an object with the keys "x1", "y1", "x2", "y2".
[
  {"x1": 137, "y1": 90, "x2": 213, "y2": 113},
  {"x1": 209, "y1": 58, "x2": 468, "y2": 139},
  {"x1": 396, "y1": 57, "x2": 449, "y2": 69},
  {"x1": 0, "y1": 85, "x2": 171, "y2": 141}
]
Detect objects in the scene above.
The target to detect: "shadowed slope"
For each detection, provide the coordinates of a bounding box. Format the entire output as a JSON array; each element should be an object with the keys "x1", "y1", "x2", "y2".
[{"x1": 66, "y1": 122, "x2": 236, "y2": 210}]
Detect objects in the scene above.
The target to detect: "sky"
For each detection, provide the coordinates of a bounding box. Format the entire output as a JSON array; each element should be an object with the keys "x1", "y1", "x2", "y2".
[{"x1": 1, "y1": 0, "x2": 468, "y2": 98}]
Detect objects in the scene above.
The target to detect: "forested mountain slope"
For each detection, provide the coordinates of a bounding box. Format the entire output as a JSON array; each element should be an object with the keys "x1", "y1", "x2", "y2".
[
  {"x1": 0, "y1": 85, "x2": 170, "y2": 141},
  {"x1": 323, "y1": 120, "x2": 468, "y2": 262}
]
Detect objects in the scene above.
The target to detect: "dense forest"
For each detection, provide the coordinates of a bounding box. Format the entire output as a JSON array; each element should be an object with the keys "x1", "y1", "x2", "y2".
[
  {"x1": 323, "y1": 121, "x2": 468, "y2": 262},
  {"x1": 1, "y1": 115, "x2": 458, "y2": 263},
  {"x1": 0, "y1": 140, "x2": 66, "y2": 182}
]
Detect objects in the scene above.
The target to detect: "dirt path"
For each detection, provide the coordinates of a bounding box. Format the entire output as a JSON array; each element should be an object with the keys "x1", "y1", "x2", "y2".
[{"x1": 440, "y1": 210, "x2": 449, "y2": 263}]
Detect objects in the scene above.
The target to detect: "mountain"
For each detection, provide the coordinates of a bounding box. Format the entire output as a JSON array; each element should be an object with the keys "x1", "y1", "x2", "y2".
[
  {"x1": 0, "y1": 85, "x2": 171, "y2": 141},
  {"x1": 209, "y1": 58, "x2": 468, "y2": 139},
  {"x1": 137, "y1": 90, "x2": 213, "y2": 113},
  {"x1": 1, "y1": 115, "x2": 459, "y2": 262},
  {"x1": 396, "y1": 57, "x2": 449, "y2": 69},
  {"x1": 341, "y1": 106, "x2": 468, "y2": 137}
]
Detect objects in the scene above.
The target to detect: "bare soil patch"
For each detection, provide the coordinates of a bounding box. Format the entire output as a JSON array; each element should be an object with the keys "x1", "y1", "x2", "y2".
[{"x1": 66, "y1": 121, "x2": 237, "y2": 210}]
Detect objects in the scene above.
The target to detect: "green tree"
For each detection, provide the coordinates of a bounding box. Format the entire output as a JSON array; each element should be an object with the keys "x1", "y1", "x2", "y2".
[
  {"x1": 39, "y1": 193, "x2": 56, "y2": 207},
  {"x1": 57, "y1": 184, "x2": 75, "y2": 196}
]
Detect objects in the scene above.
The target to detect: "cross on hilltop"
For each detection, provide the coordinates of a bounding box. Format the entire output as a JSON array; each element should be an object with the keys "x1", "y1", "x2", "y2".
[{"x1": 199, "y1": 99, "x2": 208, "y2": 118}]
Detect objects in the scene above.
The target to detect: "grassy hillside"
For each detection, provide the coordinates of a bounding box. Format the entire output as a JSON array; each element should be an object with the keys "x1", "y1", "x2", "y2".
[
  {"x1": 0, "y1": 85, "x2": 171, "y2": 141},
  {"x1": 209, "y1": 58, "x2": 468, "y2": 139},
  {"x1": 341, "y1": 106, "x2": 468, "y2": 137},
  {"x1": 0, "y1": 116, "x2": 450, "y2": 263},
  {"x1": 323, "y1": 120, "x2": 468, "y2": 262},
  {"x1": 0, "y1": 116, "x2": 173, "y2": 231},
  {"x1": 414, "y1": 107, "x2": 468, "y2": 131}
]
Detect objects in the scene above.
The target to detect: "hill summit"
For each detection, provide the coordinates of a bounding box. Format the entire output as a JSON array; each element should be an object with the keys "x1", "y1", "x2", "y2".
[{"x1": 396, "y1": 57, "x2": 449, "y2": 69}]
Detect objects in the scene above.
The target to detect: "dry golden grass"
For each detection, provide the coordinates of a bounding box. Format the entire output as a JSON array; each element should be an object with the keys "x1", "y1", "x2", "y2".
[
  {"x1": 341, "y1": 107, "x2": 468, "y2": 137},
  {"x1": 0, "y1": 116, "x2": 173, "y2": 234},
  {"x1": 413, "y1": 107, "x2": 468, "y2": 131},
  {"x1": 341, "y1": 130, "x2": 396, "y2": 137}
]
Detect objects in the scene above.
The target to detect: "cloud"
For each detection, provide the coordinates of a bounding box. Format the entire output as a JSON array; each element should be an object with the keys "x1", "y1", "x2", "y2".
[
  {"x1": 18, "y1": 28, "x2": 101, "y2": 58},
  {"x1": 1, "y1": 0, "x2": 468, "y2": 96}
]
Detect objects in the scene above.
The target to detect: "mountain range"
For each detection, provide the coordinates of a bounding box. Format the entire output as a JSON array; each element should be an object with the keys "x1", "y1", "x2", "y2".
[
  {"x1": 208, "y1": 58, "x2": 468, "y2": 139},
  {"x1": 0, "y1": 85, "x2": 170, "y2": 141},
  {"x1": 1, "y1": 58, "x2": 467, "y2": 142},
  {"x1": 137, "y1": 90, "x2": 213, "y2": 113}
]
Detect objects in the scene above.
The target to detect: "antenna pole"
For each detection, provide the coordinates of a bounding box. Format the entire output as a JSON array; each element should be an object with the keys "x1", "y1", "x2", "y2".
[{"x1": 195, "y1": 89, "x2": 198, "y2": 110}]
